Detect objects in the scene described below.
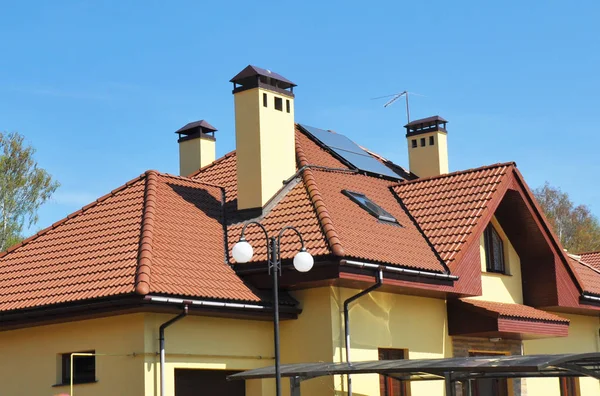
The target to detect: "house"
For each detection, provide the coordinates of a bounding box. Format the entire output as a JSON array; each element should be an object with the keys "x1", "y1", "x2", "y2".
[{"x1": 0, "y1": 65, "x2": 599, "y2": 396}]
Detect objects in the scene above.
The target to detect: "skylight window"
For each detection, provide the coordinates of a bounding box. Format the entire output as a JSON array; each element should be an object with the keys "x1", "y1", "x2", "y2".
[{"x1": 342, "y1": 190, "x2": 398, "y2": 224}]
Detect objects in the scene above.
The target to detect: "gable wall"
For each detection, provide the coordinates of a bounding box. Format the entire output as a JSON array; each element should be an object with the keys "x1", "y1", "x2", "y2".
[{"x1": 471, "y1": 216, "x2": 524, "y2": 304}]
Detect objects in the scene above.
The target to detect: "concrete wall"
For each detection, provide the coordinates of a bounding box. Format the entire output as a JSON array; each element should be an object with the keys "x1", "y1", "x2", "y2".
[
  {"x1": 525, "y1": 312, "x2": 600, "y2": 396},
  {"x1": 0, "y1": 313, "x2": 145, "y2": 396}
]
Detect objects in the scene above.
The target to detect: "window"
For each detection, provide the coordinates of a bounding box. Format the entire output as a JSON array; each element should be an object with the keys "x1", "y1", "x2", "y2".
[
  {"x1": 411, "y1": 139, "x2": 417, "y2": 148},
  {"x1": 484, "y1": 223, "x2": 505, "y2": 273},
  {"x1": 429, "y1": 136, "x2": 435, "y2": 145},
  {"x1": 286, "y1": 99, "x2": 290, "y2": 113},
  {"x1": 560, "y1": 377, "x2": 580, "y2": 396},
  {"x1": 263, "y1": 93, "x2": 267, "y2": 107},
  {"x1": 61, "y1": 351, "x2": 96, "y2": 384},
  {"x1": 274, "y1": 96, "x2": 283, "y2": 111},
  {"x1": 379, "y1": 349, "x2": 410, "y2": 396},
  {"x1": 342, "y1": 190, "x2": 398, "y2": 224},
  {"x1": 420, "y1": 137, "x2": 426, "y2": 147},
  {"x1": 468, "y1": 351, "x2": 509, "y2": 396}
]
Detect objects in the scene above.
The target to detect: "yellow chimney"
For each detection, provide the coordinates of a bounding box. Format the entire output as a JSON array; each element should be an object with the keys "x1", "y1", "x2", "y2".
[
  {"x1": 175, "y1": 120, "x2": 217, "y2": 177},
  {"x1": 230, "y1": 65, "x2": 297, "y2": 211},
  {"x1": 405, "y1": 116, "x2": 449, "y2": 178}
]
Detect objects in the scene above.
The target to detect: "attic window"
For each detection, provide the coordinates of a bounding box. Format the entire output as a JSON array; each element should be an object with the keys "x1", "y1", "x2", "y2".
[
  {"x1": 342, "y1": 190, "x2": 398, "y2": 223},
  {"x1": 484, "y1": 224, "x2": 505, "y2": 273}
]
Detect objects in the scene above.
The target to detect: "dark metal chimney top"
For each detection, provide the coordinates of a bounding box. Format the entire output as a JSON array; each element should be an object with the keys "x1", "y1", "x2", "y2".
[
  {"x1": 175, "y1": 120, "x2": 217, "y2": 142},
  {"x1": 404, "y1": 116, "x2": 448, "y2": 137},
  {"x1": 230, "y1": 65, "x2": 296, "y2": 97}
]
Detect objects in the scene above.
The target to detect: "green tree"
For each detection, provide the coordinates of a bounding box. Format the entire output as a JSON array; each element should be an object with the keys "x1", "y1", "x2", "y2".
[
  {"x1": 0, "y1": 131, "x2": 59, "y2": 251},
  {"x1": 534, "y1": 182, "x2": 600, "y2": 253}
]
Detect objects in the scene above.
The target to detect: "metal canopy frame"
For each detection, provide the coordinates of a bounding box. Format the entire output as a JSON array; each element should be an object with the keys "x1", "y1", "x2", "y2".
[{"x1": 228, "y1": 353, "x2": 600, "y2": 396}]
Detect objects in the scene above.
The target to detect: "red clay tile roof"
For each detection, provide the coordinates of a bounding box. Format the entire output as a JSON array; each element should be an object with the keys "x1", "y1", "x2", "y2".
[
  {"x1": 0, "y1": 171, "x2": 268, "y2": 312},
  {"x1": 459, "y1": 299, "x2": 569, "y2": 323},
  {"x1": 228, "y1": 181, "x2": 330, "y2": 263},
  {"x1": 580, "y1": 251, "x2": 600, "y2": 271},
  {"x1": 307, "y1": 169, "x2": 445, "y2": 271},
  {"x1": 2, "y1": 122, "x2": 598, "y2": 314},
  {"x1": 568, "y1": 256, "x2": 600, "y2": 296},
  {"x1": 194, "y1": 127, "x2": 445, "y2": 271},
  {"x1": 393, "y1": 164, "x2": 512, "y2": 265}
]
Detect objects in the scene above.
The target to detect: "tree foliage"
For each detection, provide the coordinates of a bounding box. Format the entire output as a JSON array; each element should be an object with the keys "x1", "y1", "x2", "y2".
[
  {"x1": 0, "y1": 131, "x2": 59, "y2": 251},
  {"x1": 534, "y1": 182, "x2": 600, "y2": 253}
]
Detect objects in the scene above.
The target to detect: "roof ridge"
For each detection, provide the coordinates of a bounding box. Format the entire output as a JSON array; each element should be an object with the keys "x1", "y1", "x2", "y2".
[
  {"x1": 578, "y1": 250, "x2": 600, "y2": 256},
  {"x1": 0, "y1": 171, "x2": 149, "y2": 260},
  {"x1": 568, "y1": 255, "x2": 600, "y2": 276},
  {"x1": 154, "y1": 171, "x2": 225, "y2": 189},
  {"x1": 188, "y1": 150, "x2": 236, "y2": 179},
  {"x1": 134, "y1": 170, "x2": 159, "y2": 295},
  {"x1": 296, "y1": 137, "x2": 345, "y2": 257},
  {"x1": 395, "y1": 162, "x2": 516, "y2": 187}
]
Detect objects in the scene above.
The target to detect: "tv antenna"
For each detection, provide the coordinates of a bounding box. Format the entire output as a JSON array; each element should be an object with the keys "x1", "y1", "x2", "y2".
[{"x1": 371, "y1": 91, "x2": 425, "y2": 124}]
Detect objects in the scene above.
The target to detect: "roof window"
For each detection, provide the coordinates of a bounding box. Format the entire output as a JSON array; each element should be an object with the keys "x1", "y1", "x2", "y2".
[{"x1": 342, "y1": 190, "x2": 398, "y2": 223}]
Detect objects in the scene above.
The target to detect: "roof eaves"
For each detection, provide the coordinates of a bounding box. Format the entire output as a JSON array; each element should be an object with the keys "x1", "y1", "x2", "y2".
[
  {"x1": 296, "y1": 137, "x2": 345, "y2": 257},
  {"x1": 0, "y1": 171, "x2": 150, "y2": 260}
]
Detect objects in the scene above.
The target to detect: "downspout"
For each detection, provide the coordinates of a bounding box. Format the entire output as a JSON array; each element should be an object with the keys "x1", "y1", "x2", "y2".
[
  {"x1": 344, "y1": 269, "x2": 384, "y2": 396},
  {"x1": 159, "y1": 305, "x2": 189, "y2": 396}
]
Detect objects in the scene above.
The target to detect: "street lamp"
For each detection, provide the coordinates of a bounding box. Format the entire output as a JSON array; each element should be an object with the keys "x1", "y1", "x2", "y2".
[{"x1": 231, "y1": 222, "x2": 314, "y2": 396}]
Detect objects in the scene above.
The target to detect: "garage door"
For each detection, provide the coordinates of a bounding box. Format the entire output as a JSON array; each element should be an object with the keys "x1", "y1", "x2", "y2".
[{"x1": 175, "y1": 369, "x2": 245, "y2": 396}]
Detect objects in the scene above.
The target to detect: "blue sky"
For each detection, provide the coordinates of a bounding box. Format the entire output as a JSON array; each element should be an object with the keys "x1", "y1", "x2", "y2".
[{"x1": 1, "y1": 0, "x2": 599, "y2": 235}]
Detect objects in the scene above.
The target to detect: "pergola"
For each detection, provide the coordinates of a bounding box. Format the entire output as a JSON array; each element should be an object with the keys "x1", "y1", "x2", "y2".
[{"x1": 228, "y1": 353, "x2": 600, "y2": 395}]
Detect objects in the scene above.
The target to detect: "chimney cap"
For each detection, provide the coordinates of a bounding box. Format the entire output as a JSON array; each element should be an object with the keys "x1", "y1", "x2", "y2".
[
  {"x1": 230, "y1": 65, "x2": 296, "y2": 89},
  {"x1": 404, "y1": 115, "x2": 448, "y2": 128},
  {"x1": 404, "y1": 115, "x2": 448, "y2": 137},
  {"x1": 175, "y1": 120, "x2": 218, "y2": 136}
]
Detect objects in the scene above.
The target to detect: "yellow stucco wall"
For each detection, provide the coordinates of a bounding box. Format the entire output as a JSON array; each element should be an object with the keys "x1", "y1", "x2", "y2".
[
  {"x1": 407, "y1": 131, "x2": 448, "y2": 178},
  {"x1": 0, "y1": 313, "x2": 145, "y2": 396},
  {"x1": 281, "y1": 287, "x2": 451, "y2": 396},
  {"x1": 234, "y1": 87, "x2": 296, "y2": 210},
  {"x1": 143, "y1": 313, "x2": 276, "y2": 396},
  {"x1": 281, "y1": 288, "x2": 336, "y2": 395},
  {"x1": 471, "y1": 216, "x2": 524, "y2": 304},
  {"x1": 330, "y1": 287, "x2": 452, "y2": 396},
  {"x1": 525, "y1": 313, "x2": 600, "y2": 396},
  {"x1": 178, "y1": 135, "x2": 215, "y2": 176}
]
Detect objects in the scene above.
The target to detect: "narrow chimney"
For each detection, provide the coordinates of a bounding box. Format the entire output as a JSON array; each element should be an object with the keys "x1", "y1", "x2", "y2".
[
  {"x1": 405, "y1": 116, "x2": 449, "y2": 178},
  {"x1": 175, "y1": 120, "x2": 217, "y2": 176},
  {"x1": 230, "y1": 65, "x2": 297, "y2": 211}
]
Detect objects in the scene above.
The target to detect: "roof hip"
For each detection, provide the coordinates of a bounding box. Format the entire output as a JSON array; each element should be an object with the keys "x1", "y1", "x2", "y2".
[
  {"x1": 134, "y1": 170, "x2": 159, "y2": 295},
  {"x1": 295, "y1": 137, "x2": 345, "y2": 257}
]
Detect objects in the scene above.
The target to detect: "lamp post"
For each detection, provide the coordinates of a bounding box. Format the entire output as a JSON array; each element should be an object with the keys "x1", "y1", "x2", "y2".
[{"x1": 231, "y1": 222, "x2": 314, "y2": 396}]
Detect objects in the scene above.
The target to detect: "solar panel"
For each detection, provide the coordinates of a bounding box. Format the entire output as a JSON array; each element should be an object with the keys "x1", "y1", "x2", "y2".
[{"x1": 299, "y1": 124, "x2": 400, "y2": 179}]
